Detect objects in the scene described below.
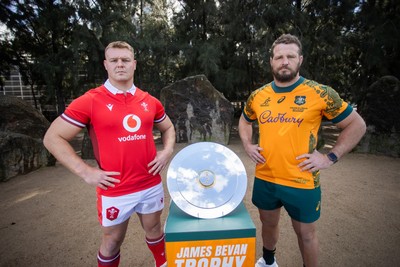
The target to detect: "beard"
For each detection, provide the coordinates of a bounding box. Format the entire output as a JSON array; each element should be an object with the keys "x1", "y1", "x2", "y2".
[{"x1": 272, "y1": 63, "x2": 301, "y2": 83}]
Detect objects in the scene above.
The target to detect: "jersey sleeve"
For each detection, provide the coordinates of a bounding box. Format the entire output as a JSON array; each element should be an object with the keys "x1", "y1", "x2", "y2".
[
  {"x1": 61, "y1": 91, "x2": 94, "y2": 128},
  {"x1": 321, "y1": 86, "x2": 353, "y2": 123},
  {"x1": 153, "y1": 97, "x2": 167, "y2": 123},
  {"x1": 242, "y1": 91, "x2": 258, "y2": 122}
]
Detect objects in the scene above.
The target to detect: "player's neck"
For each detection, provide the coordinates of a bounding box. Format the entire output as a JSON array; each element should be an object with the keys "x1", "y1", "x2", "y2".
[{"x1": 108, "y1": 79, "x2": 134, "y2": 92}]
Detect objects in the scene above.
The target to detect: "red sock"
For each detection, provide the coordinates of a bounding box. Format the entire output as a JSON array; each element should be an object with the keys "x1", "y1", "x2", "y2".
[
  {"x1": 97, "y1": 250, "x2": 120, "y2": 267},
  {"x1": 146, "y1": 234, "x2": 166, "y2": 267}
]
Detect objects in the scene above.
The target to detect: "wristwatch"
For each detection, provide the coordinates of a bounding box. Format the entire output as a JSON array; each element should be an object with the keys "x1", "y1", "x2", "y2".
[{"x1": 327, "y1": 152, "x2": 338, "y2": 164}]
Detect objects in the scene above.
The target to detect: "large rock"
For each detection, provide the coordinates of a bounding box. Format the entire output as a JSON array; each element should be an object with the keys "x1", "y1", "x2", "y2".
[
  {"x1": 160, "y1": 75, "x2": 234, "y2": 145},
  {"x1": 0, "y1": 95, "x2": 55, "y2": 181}
]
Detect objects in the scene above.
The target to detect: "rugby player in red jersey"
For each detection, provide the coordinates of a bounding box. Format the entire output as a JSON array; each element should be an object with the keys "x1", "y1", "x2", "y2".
[{"x1": 44, "y1": 41, "x2": 175, "y2": 267}]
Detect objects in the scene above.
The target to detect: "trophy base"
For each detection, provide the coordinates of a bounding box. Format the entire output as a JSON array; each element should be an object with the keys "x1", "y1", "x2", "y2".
[{"x1": 165, "y1": 201, "x2": 256, "y2": 266}]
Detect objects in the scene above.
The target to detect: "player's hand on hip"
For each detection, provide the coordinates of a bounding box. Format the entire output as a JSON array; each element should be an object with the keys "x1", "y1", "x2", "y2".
[
  {"x1": 82, "y1": 168, "x2": 121, "y2": 190},
  {"x1": 148, "y1": 149, "x2": 172, "y2": 175},
  {"x1": 244, "y1": 144, "x2": 265, "y2": 164},
  {"x1": 296, "y1": 150, "x2": 333, "y2": 172}
]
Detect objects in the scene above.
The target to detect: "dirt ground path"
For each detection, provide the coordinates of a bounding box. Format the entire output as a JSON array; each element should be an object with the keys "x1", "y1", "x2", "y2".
[{"x1": 1, "y1": 131, "x2": 399, "y2": 266}]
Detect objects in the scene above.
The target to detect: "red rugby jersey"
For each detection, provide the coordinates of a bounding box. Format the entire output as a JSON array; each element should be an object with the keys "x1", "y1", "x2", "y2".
[{"x1": 61, "y1": 82, "x2": 166, "y2": 196}]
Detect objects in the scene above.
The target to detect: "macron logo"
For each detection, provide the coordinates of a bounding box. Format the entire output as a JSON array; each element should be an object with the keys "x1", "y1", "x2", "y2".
[{"x1": 107, "y1": 104, "x2": 113, "y2": 111}]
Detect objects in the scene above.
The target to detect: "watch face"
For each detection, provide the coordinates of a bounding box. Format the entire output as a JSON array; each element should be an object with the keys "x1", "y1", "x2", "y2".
[
  {"x1": 166, "y1": 142, "x2": 247, "y2": 219},
  {"x1": 327, "y1": 152, "x2": 338, "y2": 162}
]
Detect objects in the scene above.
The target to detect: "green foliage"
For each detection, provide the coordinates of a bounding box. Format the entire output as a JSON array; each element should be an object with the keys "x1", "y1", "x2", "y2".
[
  {"x1": 350, "y1": 0, "x2": 400, "y2": 107},
  {"x1": 0, "y1": 0, "x2": 399, "y2": 120},
  {"x1": 1, "y1": 0, "x2": 79, "y2": 113},
  {"x1": 359, "y1": 76, "x2": 400, "y2": 134}
]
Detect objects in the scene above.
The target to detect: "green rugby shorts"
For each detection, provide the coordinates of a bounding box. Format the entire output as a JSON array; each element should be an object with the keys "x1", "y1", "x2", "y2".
[{"x1": 252, "y1": 178, "x2": 321, "y2": 223}]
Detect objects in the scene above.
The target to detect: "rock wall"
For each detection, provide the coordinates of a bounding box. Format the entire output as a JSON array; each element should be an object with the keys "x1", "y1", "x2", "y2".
[
  {"x1": 160, "y1": 75, "x2": 234, "y2": 145},
  {"x1": 0, "y1": 95, "x2": 55, "y2": 181}
]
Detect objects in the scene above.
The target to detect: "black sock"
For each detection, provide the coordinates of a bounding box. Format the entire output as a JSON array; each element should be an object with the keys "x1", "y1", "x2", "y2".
[{"x1": 262, "y1": 247, "x2": 276, "y2": 265}]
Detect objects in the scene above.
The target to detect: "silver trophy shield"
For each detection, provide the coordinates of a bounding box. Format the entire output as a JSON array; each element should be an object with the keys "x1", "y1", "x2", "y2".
[{"x1": 167, "y1": 142, "x2": 247, "y2": 219}]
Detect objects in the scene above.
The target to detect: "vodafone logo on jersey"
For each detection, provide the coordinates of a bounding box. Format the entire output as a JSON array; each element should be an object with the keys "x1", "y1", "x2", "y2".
[
  {"x1": 118, "y1": 114, "x2": 147, "y2": 142},
  {"x1": 122, "y1": 114, "x2": 141, "y2": 132}
]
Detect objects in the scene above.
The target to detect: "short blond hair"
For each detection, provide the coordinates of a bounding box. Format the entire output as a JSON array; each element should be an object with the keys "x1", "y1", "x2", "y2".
[{"x1": 105, "y1": 41, "x2": 134, "y2": 56}]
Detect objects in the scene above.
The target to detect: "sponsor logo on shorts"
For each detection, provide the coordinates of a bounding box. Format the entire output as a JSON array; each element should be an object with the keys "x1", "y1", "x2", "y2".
[
  {"x1": 292, "y1": 177, "x2": 309, "y2": 184},
  {"x1": 316, "y1": 201, "x2": 321, "y2": 211},
  {"x1": 106, "y1": 206, "x2": 120, "y2": 221}
]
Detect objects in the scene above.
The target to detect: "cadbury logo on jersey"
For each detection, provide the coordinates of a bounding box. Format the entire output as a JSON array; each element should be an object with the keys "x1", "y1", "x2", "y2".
[
  {"x1": 118, "y1": 114, "x2": 147, "y2": 142},
  {"x1": 259, "y1": 110, "x2": 304, "y2": 127}
]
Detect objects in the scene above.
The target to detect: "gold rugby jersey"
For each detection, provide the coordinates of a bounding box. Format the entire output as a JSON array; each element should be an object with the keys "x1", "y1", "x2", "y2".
[{"x1": 243, "y1": 77, "x2": 352, "y2": 189}]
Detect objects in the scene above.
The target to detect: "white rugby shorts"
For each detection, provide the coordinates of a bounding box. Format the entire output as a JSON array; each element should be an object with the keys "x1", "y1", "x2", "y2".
[{"x1": 97, "y1": 183, "x2": 164, "y2": 227}]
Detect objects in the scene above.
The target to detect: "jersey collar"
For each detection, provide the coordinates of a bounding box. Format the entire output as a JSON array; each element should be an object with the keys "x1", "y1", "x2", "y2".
[
  {"x1": 104, "y1": 79, "x2": 136, "y2": 95},
  {"x1": 272, "y1": 76, "x2": 305, "y2": 93}
]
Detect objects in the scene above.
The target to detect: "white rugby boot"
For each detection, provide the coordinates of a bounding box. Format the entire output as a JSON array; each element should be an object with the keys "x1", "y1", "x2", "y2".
[{"x1": 255, "y1": 257, "x2": 278, "y2": 267}]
